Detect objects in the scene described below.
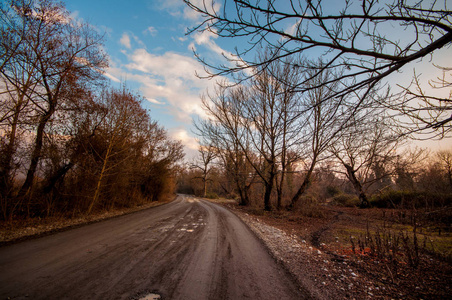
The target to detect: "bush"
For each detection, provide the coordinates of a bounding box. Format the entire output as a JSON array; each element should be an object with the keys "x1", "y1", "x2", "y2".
[
  {"x1": 205, "y1": 192, "x2": 219, "y2": 199},
  {"x1": 332, "y1": 194, "x2": 360, "y2": 207},
  {"x1": 296, "y1": 196, "x2": 326, "y2": 218},
  {"x1": 326, "y1": 185, "x2": 342, "y2": 197},
  {"x1": 370, "y1": 190, "x2": 452, "y2": 209}
]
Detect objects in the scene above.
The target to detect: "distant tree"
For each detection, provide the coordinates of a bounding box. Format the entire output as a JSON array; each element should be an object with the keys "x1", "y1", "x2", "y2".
[
  {"x1": 139, "y1": 126, "x2": 184, "y2": 203},
  {"x1": 191, "y1": 144, "x2": 217, "y2": 197},
  {"x1": 185, "y1": 0, "x2": 452, "y2": 133},
  {"x1": 287, "y1": 61, "x2": 356, "y2": 209},
  {"x1": 330, "y1": 117, "x2": 401, "y2": 207},
  {"x1": 197, "y1": 57, "x2": 304, "y2": 210},
  {"x1": 393, "y1": 147, "x2": 428, "y2": 191},
  {"x1": 437, "y1": 149, "x2": 452, "y2": 189}
]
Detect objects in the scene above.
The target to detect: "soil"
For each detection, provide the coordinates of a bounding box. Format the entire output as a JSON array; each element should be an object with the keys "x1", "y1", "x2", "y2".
[
  {"x1": 0, "y1": 196, "x2": 307, "y2": 300},
  {"x1": 1, "y1": 196, "x2": 451, "y2": 299},
  {"x1": 225, "y1": 203, "x2": 452, "y2": 300}
]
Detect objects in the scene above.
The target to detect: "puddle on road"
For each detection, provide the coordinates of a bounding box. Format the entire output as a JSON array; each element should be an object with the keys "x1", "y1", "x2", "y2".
[{"x1": 138, "y1": 293, "x2": 161, "y2": 300}]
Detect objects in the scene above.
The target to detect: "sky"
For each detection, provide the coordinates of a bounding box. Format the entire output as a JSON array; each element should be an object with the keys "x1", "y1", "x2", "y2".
[
  {"x1": 65, "y1": 0, "x2": 229, "y2": 159},
  {"x1": 64, "y1": 0, "x2": 451, "y2": 159}
]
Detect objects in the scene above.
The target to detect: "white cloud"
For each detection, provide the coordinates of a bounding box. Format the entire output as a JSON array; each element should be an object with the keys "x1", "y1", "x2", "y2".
[
  {"x1": 156, "y1": 0, "x2": 220, "y2": 21},
  {"x1": 120, "y1": 32, "x2": 146, "y2": 50},
  {"x1": 120, "y1": 33, "x2": 131, "y2": 49},
  {"x1": 144, "y1": 26, "x2": 158, "y2": 36},
  {"x1": 104, "y1": 71, "x2": 121, "y2": 83},
  {"x1": 123, "y1": 48, "x2": 214, "y2": 123},
  {"x1": 169, "y1": 127, "x2": 200, "y2": 160},
  {"x1": 191, "y1": 30, "x2": 234, "y2": 60},
  {"x1": 285, "y1": 19, "x2": 302, "y2": 37},
  {"x1": 146, "y1": 97, "x2": 164, "y2": 105},
  {"x1": 170, "y1": 128, "x2": 199, "y2": 150}
]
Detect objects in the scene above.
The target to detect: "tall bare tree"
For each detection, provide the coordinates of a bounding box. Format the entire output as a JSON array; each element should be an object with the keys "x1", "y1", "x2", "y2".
[
  {"x1": 197, "y1": 57, "x2": 304, "y2": 210},
  {"x1": 330, "y1": 116, "x2": 401, "y2": 207},
  {"x1": 437, "y1": 149, "x2": 452, "y2": 189},
  {"x1": 185, "y1": 0, "x2": 452, "y2": 133},
  {"x1": 288, "y1": 62, "x2": 356, "y2": 209},
  {"x1": 1, "y1": 0, "x2": 108, "y2": 197},
  {"x1": 191, "y1": 144, "x2": 217, "y2": 197}
]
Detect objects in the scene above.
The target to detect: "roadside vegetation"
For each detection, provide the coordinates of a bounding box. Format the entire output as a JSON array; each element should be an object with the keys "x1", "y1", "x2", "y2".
[
  {"x1": 1, "y1": 0, "x2": 451, "y2": 296},
  {"x1": 0, "y1": 0, "x2": 184, "y2": 226}
]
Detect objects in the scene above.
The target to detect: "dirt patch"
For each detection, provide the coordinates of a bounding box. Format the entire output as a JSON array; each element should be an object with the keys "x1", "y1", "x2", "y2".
[{"x1": 227, "y1": 204, "x2": 452, "y2": 300}]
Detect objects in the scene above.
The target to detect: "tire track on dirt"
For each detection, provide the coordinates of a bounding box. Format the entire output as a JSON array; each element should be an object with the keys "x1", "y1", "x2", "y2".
[{"x1": 0, "y1": 195, "x2": 309, "y2": 300}]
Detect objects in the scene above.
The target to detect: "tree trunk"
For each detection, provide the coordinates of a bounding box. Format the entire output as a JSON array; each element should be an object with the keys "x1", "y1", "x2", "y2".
[
  {"x1": 1, "y1": 89, "x2": 30, "y2": 196},
  {"x1": 42, "y1": 162, "x2": 75, "y2": 194},
  {"x1": 203, "y1": 176, "x2": 207, "y2": 198},
  {"x1": 344, "y1": 164, "x2": 369, "y2": 208},
  {"x1": 237, "y1": 178, "x2": 250, "y2": 206},
  {"x1": 288, "y1": 161, "x2": 316, "y2": 210},
  {"x1": 88, "y1": 140, "x2": 113, "y2": 214},
  {"x1": 263, "y1": 169, "x2": 275, "y2": 211},
  {"x1": 276, "y1": 167, "x2": 286, "y2": 210},
  {"x1": 263, "y1": 182, "x2": 272, "y2": 211},
  {"x1": 18, "y1": 103, "x2": 55, "y2": 197},
  {"x1": 0, "y1": 106, "x2": 20, "y2": 195}
]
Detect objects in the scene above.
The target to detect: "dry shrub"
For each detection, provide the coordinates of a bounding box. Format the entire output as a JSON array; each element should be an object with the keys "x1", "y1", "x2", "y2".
[
  {"x1": 295, "y1": 196, "x2": 326, "y2": 218},
  {"x1": 332, "y1": 194, "x2": 360, "y2": 207}
]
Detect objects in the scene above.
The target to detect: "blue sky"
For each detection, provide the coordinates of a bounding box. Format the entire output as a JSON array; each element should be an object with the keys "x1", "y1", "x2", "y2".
[
  {"x1": 66, "y1": 0, "x2": 231, "y2": 158},
  {"x1": 65, "y1": 0, "x2": 451, "y2": 157}
]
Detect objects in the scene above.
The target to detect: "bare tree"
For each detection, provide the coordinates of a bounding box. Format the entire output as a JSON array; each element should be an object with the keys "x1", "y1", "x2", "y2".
[
  {"x1": 196, "y1": 83, "x2": 256, "y2": 206},
  {"x1": 288, "y1": 62, "x2": 355, "y2": 209},
  {"x1": 437, "y1": 149, "x2": 452, "y2": 189},
  {"x1": 388, "y1": 65, "x2": 452, "y2": 137},
  {"x1": 196, "y1": 93, "x2": 255, "y2": 205},
  {"x1": 330, "y1": 116, "x2": 401, "y2": 207},
  {"x1": 2, "y1": 0, "x2": 108, "y2": 197},
  {"x1": 197, "y1": 58, "x2": 305, "y2": 210},
  {"x1": 191, "y1": 144, "x2": 217, "y2": 197},
  {"x1": 185, "y1": 0, "x2": 452, "y2": 132}
]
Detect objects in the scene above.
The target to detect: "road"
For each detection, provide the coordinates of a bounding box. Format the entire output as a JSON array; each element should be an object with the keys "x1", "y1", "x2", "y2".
[{"x1": 0, "y1": 195, "x2": 309, "y2": 300}]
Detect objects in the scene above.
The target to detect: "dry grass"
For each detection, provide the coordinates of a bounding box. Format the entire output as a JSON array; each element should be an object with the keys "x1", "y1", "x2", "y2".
[
  {"x1": 0, "y1": 197, "x2": 174, "y2": 244},
  {"x1": 233, "y1": 203, "x2": 452, "y2": 299}
]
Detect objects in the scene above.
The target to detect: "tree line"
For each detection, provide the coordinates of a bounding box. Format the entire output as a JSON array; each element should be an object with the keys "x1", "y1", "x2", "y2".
[
  {"x1": 182, "y1": 0, "x2": 452, "y2": 211},
  {"x1": 0, "y1": 0, "x2": 184, "y2": 220}
]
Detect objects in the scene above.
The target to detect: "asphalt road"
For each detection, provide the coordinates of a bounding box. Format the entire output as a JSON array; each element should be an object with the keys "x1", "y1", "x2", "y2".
[{"x1": 0, "y1": 195, "x2": 309, "y2": 300}]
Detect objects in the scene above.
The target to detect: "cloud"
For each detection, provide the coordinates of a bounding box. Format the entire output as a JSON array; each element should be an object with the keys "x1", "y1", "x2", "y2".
[
  {"x1": 285, "y1": 19, "x2": 302, "y2": 37},
  {"x1": 155, "y1": 0, "x2": 220, "y2": 21},
  {"x1": 104, "y1": 71, "x2": 121, "y2": 83},
  {"x1": 120, "y1": 32, "x2": 146, "y2": 50},
  {"x1": 120, "y1": 33, "x2": 131, "y2": 49},
  {"x1": 144, "y1": 26, "x2": 158, "y2": 36},
  {"x1": 191, "y1": 30, "x2": 235, "y2": 62},
  {"x1": 123, "y1": 48, "x2": 214, "y2": 123},
  {"x1": 169, "y1": 128, "x2": 199, "y2": 150},
  {"x1": 169, "y1": 127, "x2": 200, "y2": 160}
]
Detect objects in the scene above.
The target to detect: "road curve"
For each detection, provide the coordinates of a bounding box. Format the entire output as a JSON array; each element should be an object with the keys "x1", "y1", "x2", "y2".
[{"x1": 0, "y1": 195, "x2": 309, "y2": 300}]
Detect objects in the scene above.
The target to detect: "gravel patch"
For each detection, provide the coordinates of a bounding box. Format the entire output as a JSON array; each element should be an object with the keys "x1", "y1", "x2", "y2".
[{"x1": 232, "y1": 209, "x2": 382, "y2": 300}]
